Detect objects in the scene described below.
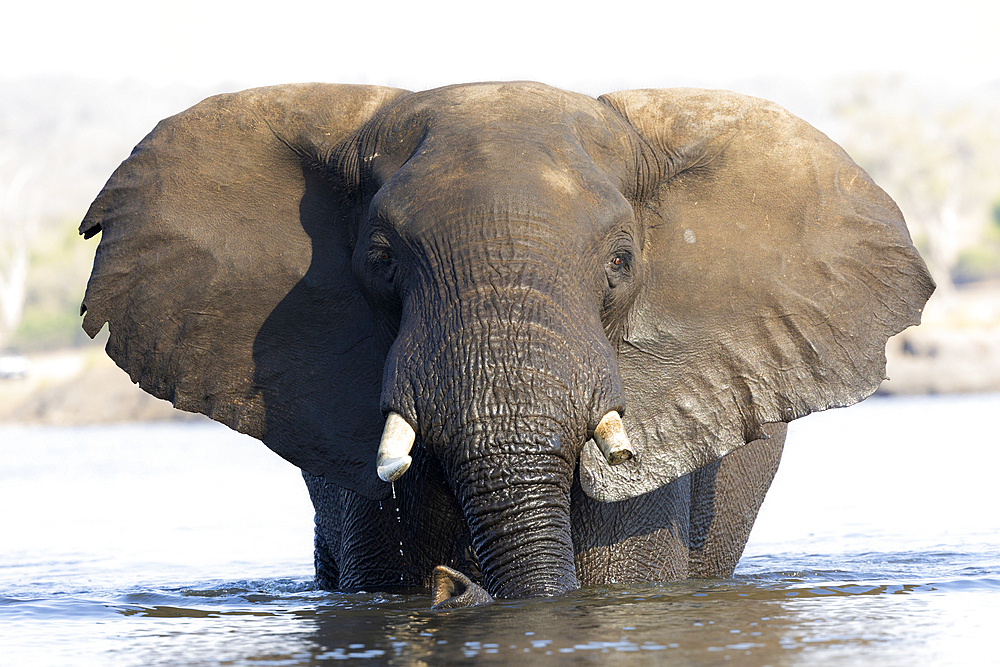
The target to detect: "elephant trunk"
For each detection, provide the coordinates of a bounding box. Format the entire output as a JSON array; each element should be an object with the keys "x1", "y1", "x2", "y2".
[
  {"x1": 451, "y1": 447, "x2": 578, "y2": 598},
  {"x1": 380, "y1": 271, "x2": 625, "y2": 599}
]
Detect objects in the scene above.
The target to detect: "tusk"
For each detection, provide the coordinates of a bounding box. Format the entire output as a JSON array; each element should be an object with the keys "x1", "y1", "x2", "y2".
[
  {"x1": 593, "y1": 411, "x2": 634, "y2": 465},
  {"x1": 376, "y1": 412, "x2": 416, "y2": 482}
]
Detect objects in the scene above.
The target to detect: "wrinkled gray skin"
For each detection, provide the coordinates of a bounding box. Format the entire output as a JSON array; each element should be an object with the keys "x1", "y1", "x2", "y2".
[{"x1": 79, "y1": 82, "x2": 934, "y2": 607}]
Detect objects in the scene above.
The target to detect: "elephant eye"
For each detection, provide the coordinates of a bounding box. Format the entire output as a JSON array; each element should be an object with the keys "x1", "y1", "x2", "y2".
[
  {"x1": 608, "y1": 253, "x2": 630, "y2": 273},
  {"x1": 368, "y1": 245, "x2": 397, "y2": 284},
  {"x1": 368, "y1": 244, "x2": 392, "y2": 265},
  {"x1": 605, "y1": 251, "x2": 632, "y2": 289}
]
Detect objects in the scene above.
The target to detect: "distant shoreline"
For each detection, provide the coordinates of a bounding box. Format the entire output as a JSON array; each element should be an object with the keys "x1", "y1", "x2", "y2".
[{"x1": 0, "y1": 347, "x2": 204, "y2": 426}]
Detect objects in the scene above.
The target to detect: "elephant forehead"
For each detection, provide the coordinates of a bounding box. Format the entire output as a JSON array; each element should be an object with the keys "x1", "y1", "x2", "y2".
[
  {"x1": 398, "y1": 81, "x2": 593, "y2": 120},
  {"x1": 371, "y1": 143, "x2": 634, "y2": 243},
  {"x1": 361, "y1": 83, "x2": 640, "y2": 246},
  {"x1": 370, "y1": 81, "x2": 634, "y2": 175}
]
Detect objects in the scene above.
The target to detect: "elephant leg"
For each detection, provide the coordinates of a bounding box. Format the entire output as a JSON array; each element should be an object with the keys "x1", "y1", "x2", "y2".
[
  {"x1": 302, "y1": 471, "x2": 415, "y2": 589},
  {"x1": 302, "y1": 445, "x2": 475, "y2": 591},
  {"x1": 571, "y1": 422, "x2": 786, "y2": 585},
  {"x1": 571, "y1": 473, "x2": 693, "y2": 585},
  {"x1": 687, "y1": 422, "x2": 787, "y2": 577},
  {"x1": 302, "y1": 472, "x2": 342, "y2": 589}
]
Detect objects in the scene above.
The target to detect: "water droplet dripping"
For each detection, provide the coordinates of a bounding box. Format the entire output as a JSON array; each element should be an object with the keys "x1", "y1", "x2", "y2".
[{"x1": 391, "y1": 483, "x2": 404, "y2": 581}]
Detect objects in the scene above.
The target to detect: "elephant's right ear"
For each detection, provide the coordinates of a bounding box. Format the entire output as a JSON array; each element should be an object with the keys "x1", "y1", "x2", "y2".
[
  {"x1": 80, "y1": 83, "x2": 410, "y2": 499},
  {"x1": 580, "y1": 88, "x2": 935, "y2": 502}
]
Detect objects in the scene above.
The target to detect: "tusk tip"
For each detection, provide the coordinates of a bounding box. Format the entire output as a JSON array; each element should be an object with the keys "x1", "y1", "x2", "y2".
[
  {"x1": 377, "y1": 455, "x2": 412, "y2": 482},
  {"x1": 594, "y1": 410, "x2": 634, "y2": 466},
  {"x1": 605, "y1": 446, "x2": 634, "y2": 466}
]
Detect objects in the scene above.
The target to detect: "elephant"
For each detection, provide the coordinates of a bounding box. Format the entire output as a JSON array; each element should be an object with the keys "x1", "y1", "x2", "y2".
[{"x1": 79, "y1": 81, "x2": 934, "y2": 607}]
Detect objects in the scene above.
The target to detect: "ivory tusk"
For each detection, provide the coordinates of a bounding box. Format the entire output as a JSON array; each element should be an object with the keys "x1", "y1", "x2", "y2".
[
  {"x1": 593, "y1": 411, "x2": 634, "y2": 465},
  {"x1": 376, "y1": 412, "x2": 416, "y2": 482}
]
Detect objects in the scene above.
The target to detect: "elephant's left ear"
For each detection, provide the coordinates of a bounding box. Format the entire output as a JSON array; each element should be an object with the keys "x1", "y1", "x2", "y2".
[{"x1": 580, "y1": 88, "x2": 935, "y2": 502}]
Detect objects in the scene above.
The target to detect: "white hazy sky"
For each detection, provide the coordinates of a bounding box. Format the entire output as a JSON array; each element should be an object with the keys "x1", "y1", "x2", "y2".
[{"x1": 4, "y1": 0, "x2": 999, "y2": 93}]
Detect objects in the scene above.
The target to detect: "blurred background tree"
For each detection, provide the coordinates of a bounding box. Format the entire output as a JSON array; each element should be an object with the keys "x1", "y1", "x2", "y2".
[
  {"x1": 831, "y1": 75, "x2": 1000, "y2": 293},
  {"x1": 0, "y1": 78, "x2": 208, "y2": 352},
  {"x1": 0, "y1": 156, "x2": 39, "y2": 349}
]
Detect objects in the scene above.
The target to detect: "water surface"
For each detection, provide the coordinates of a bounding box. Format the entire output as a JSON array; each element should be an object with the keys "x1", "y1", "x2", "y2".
[{"x1": 2, "y1": 394, "x2": 998, "y2": 665}]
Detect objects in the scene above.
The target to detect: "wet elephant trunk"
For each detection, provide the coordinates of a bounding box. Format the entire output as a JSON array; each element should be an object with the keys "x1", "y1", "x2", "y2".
[
  {"x1": 453, "y1": 450, "x2": 578, "y2": 599},
  {"x1": 380, "y1": 279, "x2": 625, "y2": 600}
]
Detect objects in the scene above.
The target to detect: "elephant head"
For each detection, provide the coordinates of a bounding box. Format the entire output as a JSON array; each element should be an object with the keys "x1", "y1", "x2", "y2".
[{"x1": 80, "y1": 82, "x2": 934, "y2": 599}]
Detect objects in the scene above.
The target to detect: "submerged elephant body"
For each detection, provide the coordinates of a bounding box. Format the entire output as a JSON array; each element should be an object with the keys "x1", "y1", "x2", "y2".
[
  {"x1": 304, "y1": 422, "x2": 786, "y2": 601},
  {"x1": 80, "y1": 82, "x2": 933, "y2": 605}
]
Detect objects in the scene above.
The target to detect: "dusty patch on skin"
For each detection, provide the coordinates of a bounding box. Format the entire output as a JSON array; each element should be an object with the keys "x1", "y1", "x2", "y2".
[
  {"x1": 444, "y1": 82, "x2": 509, "y2": 106},
  {"x1": 541, "y1": 166, "x2": 579, "y2": 195}
]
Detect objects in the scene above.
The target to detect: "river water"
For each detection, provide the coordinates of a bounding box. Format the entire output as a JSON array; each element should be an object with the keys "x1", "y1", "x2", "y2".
[{"x1": 2, "y1": 393, "x2": 998, "y2": 665}]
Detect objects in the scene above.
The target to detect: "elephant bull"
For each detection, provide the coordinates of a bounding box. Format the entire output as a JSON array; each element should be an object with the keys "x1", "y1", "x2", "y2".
[{"x1": 80, "y1": 82, "x2": 934, "y2": 606}]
